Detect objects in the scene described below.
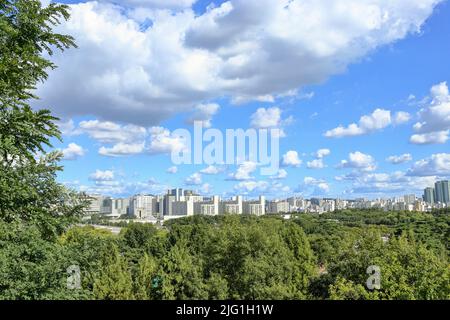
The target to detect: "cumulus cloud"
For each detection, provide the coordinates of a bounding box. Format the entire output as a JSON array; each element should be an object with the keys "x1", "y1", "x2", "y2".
[
  {"x1": 386, "y1": 153, "x2": 413, "y2": 164},
  {"x1": 234, "y1": 180, "x2": 269, "y2": 194},
  {"x1": 316, "y1": 149, "x2": 331, "y2": 159},
  {"x1": 57, "y1": 119, "x2": 78, "y2": 136},
  {"x1": 307, "y1": 159, "x2": 326, "y2": 169},
  {"x1": 147, "y1": 126, "x2": 188, "y2": 155},
  {"x1": 307, "y1": 148, "x2": 331, "y2": 169},
  {"x1": 324, "y1": 109, "x2": 410, "y2": 138},
  {"x1": 282, "y1": 151, "x2": 302, "y2": 167},
  {"x1": 200, "y1": 165, "x2": 222, "y2": 175},
  {"x1": 339, "y1": 171, "x2": 437, "y2": 195},
  {"x1": 166, "y1": 166, "x2": 178, "y2": 174},
  {"x1": 410, "y1": 131, "x2": 449, "y2": 145},
  {"x1": 186, "y1": 103, "x2": 220, "y2": 128},
  {"x1": 73, "y1": 120, "x2": 187, "y2": 156},
  {"x1": 89, "y1": 169, "x2": 115, "y2": 181},
  {"x1": 79, "y1": 120, "x2": 147, "y2": 144},
  {"x1": 410, "y1": 82, "x2": 450, "y2": 144},
  {"x1": 393, "y1": 111, "x2": 411, "y2": 125},
  {"x1": 98, "y1": 0, "x2": 198, "y2": 10},
  {"x1": 233, "y1": 180, "x2": 290, "y2": 196},
  {"x1": 228, "y1": 161, "x2": 258, "y2": 180},
  {"x1": 35, "y1": 0, "x2": 441, "y2": 125},
  {"x1": 297, "y1": 177, "x2": 330, "y2": 195},
  {"x1": 407, "y1": 153, "x2": 450, "y2": 177},
  {"x1": 270, "y1": 169, "x2": 288, "y2": 180},
  {"x1": 61, "y1": 143, "x2": 86, "y2": 160},
  {"x1": 338, "y1": 151, "x2": 377, "y2": 172},
  {"x1": 99, "y1": 142, "x2": 145, "y2": 157},
  {"x1": 185, "y1": 172, "x2": 202, "y2": 185},
  {"x1": 250, "y1": 107, "x2": 292, "y2": 128}
]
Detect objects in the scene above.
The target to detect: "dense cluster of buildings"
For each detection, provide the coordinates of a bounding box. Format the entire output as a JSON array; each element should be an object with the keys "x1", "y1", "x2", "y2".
[
  {"x1": 85, "y1": 188, "x2": 266, "y2": 221},
  {"x1": 85, "y1": 181, "x2": 450, "y2": 222},
  {"x1": 422, "y1": 180, "x2": 450, "y2": 205}
]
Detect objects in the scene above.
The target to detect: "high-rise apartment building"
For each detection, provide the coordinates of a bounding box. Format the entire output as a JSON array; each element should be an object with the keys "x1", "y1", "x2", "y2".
[
  {"x1": 423, "y1": 187, "x2": 435, "y2": 204},
  {"x1": 130, "y1": 195, "x2": 158, "y2": 219},
  {"x1": 435, "y1": 181, "x2": 450, "y2": 203}
]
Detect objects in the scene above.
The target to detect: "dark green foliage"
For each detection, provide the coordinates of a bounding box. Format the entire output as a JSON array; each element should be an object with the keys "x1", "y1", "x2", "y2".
[
  {"x1": 0, "y1": 0, "x2": 82, "y2": 239},
  {"x1": 0, "y1": 0, "x2": 76, "y2": 104}
]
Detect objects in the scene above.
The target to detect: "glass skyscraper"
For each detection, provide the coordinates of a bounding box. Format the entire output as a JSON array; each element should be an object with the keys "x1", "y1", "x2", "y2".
[
  {"x1": 423, "y1": 187, "x2": 435, "y2": 204},
  {"x1": 434, "y1": 181, "x2": 450, "y2": 204}
]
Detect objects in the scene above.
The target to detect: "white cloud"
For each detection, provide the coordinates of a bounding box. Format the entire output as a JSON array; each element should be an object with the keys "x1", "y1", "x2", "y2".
[
  {"x1": 186, "y1": 103, "x2": 220, "y2": 128},
  {"x1": 407, "y1": 153, "x2": 450, "y2": 177},
  {"x1": 228, "y1": 161, "x2": 258, "y2": 180},
  {"x1": 316, "y1": 148, "x2": 331, "y2": 159},
  {"x1": 99, "y1": 142, "x2": 145, "y2": 157},
  {"x1": 249, "y1": 107, "x2": 292, "y2": 137},
  {"x1": 250, "y1": 107, "x2": 292, "y2": 128},
  {"x1": 270, "y1": 169, "x2": 288, "y2": 180},
  {"x1": 282, "y1": 151, "x2": 302, "y2": 167},
  {"x1": 410, "y1": 82, "x2": 450, "y2": 144},
  {"x1": 79, "y1": 120, "x2": 146, "y2": 144},
  {"x1": 299, "y1": 177, "x2": 330, "y2": 195},
  {"x1": 99, "y1": 0, "x2": 198, "y2": 10},
  {"x1": 200, "y1": 165, "x2": 221, "y2": 175},
  {"x1": 75, "y1": 120, "x2": 186, "y2": 156},
  {"x1": 185, "y1": 172, "x2": 202, "y2": 185},
  {"x1": 39, "y1": 0, "x2": 51, "y2": 7},
  {"x1": 167, "y1": 166, "x2": 178, "y2": 174},
  {"x1": 61, "y1": 143, "x2": 86, "y2": 160},
  {"x1": 338, "y1": 151, "x2": 377, "y2": 172},
  {"x1": 234, "y1": 180, "x2": 269, "y2": 194},
  {"x1": 307, "y1": 159, "x2": 326, "y2": 169},
  {"x1": 35, "y1": 0, "x2": 441, "y2": 125},
  {"x1": 57, "y1": 119, "x2": 78, "y2": 136},
  {"x1": 147, "y1": 126, "x2": 188, "y2": 155},
  {"x1": 410, "y1": 131, "x2": 449, "y2": 144},
  {"x1": 233, "y1": 180, "x2": 290, "y2": 196},
  {"x1": 393, "y1": 111, "x2": 411, "y2": 125},
  {"x1": 340, "y1": 170, "x2": 437, "y2": 195},
  {"x1": 89, "y1": 170, "x2": 115, "y2": 181},
  {"x1": 386, "y1": 153, "x2": 413, "y2": 164},
  {"x1": 325, "y1": 109, "x2": 409, "y2": 138}
]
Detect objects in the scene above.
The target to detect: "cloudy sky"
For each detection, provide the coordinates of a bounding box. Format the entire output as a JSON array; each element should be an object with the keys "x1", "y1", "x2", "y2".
[{"x1": 40, "y1": 0, "x2": 450, "y2": 199}]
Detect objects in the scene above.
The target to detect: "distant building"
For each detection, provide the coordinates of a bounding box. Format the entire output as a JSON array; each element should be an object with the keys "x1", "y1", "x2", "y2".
[
  {"x1": 85, "y1": 194, "x2": 104, "y2": 214},
  {"x1": 435, "y1": 180, "x2": 450, "y2": 204},
  {"x1": 243, "y1": 196, "x2": 265, "y2": 216},
  {"x1": 404, "y1": 194, "x2": 416, "y2": 205},
  {"x1": 220, "y1": 196, "x2": 243, "y2": 214},
  {"x1": 423, "y1": 187, "x2": 435, "y2": 204},
  {"x1": 267, "y1": 200, "x2": 290, "y2": 214},
  {"x1": 194, "y1": 196, "x2": 220, "y2": 216},
  {"x1": 130, "y1": 195, "x2": 158, "y2": 219}
]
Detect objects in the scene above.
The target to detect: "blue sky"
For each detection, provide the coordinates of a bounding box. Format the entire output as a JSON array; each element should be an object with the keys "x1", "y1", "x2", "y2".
[{"x1": 38, "y1": 0, "x2": 450, "y2": 199}]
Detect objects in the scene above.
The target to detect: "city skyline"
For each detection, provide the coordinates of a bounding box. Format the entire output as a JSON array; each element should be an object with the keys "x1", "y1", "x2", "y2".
[
  {"x1": 35, "y1": 0, "x2": 450, "y2": 199},
  {"x1": 84, "y1": 179, "x2": 450, "y2": 221}
]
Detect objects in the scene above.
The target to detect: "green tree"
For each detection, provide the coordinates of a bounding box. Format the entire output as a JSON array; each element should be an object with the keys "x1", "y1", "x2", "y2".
[
  {"x1": 0, "y1": 0, "x2": 81, "y2": 238},
  {"x1": 93, "y1": 243, "x2": 135, "y2": 300}
]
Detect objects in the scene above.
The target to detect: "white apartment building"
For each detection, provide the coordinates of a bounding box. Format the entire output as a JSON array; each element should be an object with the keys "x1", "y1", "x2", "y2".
[
  {"x1": 220, "y1": 196, "x2": 243, "y2": 214},
  {"x1": 172, "y1": 198, "x2": 195, "y2": 216},
  {"x1": 129, "y1": 195, "x2": 158, "y2": 219},
  {"x1": 267, "y1": 200, "x2": 290, "y2": 214},
  {"x1": 243, "y1": 196, "x2": 265, "y2": 216},
  {"x1": 194, "y1": 196, "x2": 220, "y2": 216}
]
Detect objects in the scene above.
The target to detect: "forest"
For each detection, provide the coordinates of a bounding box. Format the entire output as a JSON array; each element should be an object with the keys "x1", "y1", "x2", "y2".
[
  {"x1": 0, "y1": 0, "x2": 449, "y2": 300},
  {"x1": 1, "y1": 211, "x2": 449, "y2": 300}
]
